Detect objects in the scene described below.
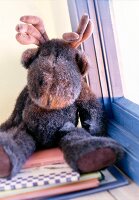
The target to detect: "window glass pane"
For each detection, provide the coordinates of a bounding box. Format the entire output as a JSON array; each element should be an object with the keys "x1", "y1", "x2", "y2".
[{"x1": 110, "y1": 0, "x2": 139, "y2": 104}]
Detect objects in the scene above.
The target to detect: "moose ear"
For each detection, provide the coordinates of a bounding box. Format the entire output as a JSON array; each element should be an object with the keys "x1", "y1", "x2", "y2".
[
  {"x1": 21, "y1": 48, "x2": 39, "y2": 69},
  {"x1": 75, "y1": 52, "x2": 89, "y2": 76}
]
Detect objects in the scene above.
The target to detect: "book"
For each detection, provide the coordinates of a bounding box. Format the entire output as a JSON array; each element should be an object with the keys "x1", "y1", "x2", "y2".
[
  {"x1": 0, "y1": 166, "x2": 128, "y2": 200},
  {"x1": 0, "y1": 173, "x2": 100, "y2": 200},
  {"x1": 23, "y1": 148, "x2": 65, "y2": 169},
  {"x1": 0, "y1": 163, "x2": 80, "y2": 192},
  {"x1": 46, "y1": 166, "x2": 128, "y2": 200},
  {"x1": 0, "y1": 148, "x2": 102, "y2": 200},
  {"x1": 0, "y1": 148, "x2": 128, "y2": 200}
]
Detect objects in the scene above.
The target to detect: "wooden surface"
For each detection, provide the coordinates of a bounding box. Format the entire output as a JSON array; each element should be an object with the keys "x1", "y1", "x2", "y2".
[{"x1": 72, "y1": 181, "x2": 139, "y2": 200}]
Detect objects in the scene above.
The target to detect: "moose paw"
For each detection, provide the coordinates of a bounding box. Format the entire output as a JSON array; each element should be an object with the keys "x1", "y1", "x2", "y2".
[{"x1": 77, "y1": 147, "x2": 116, "y2": 173}]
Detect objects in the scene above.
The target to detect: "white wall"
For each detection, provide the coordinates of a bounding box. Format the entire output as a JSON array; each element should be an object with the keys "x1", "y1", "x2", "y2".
[{"x1": 0, "y1": 0, "x2": 71, "y2": 123}]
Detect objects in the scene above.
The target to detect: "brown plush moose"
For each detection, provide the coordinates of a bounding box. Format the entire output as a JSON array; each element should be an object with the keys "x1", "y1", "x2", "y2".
[{"x1": 0, "y1": 15, "x2": 123, "y2": 178}]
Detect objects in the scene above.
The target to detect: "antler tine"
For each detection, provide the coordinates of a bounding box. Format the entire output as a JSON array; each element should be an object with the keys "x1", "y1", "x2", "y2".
[
  {"x1": 74, "y1": 19, "x2": 93, "y2": 48},
  {"x1": 77, "y1": 14, "x2": 90, "y2": 35},
  {"x1": 16, "y1": 23, "x2": 45, "y2": 45},
  {"x1": 16, "y1": 16, "x2": 49, "y2": 46},
  {"x1": 16, "y1": 33, "x2": 40, "y2": 46},
  {"x1": 62, "y1": 14, "x2": 93, "y2": 48}
]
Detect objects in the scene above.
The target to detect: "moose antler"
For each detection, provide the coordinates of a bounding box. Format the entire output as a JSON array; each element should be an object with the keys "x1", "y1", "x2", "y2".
[
  {"x1": 16, "y1": 16, "x2": 49, "y2": 45},
  {"x1": 62, "y1": 14, "x2": 93, "y2": 48},
  {"x1": 15, "y1": 14, "x2": 93, "y2": 47}
]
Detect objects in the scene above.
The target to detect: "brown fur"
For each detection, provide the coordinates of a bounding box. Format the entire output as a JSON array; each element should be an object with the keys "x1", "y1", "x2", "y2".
[{"x1": 22, "y1": 39, "x2": 89, "y2": 110}]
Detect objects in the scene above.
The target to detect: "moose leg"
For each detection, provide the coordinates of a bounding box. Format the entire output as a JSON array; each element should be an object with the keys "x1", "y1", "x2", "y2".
[
  {"x1": 58, "y1": 122, "x2": 124, "y2": 173},
  {"x1": 0, "y1": 125, "x2": 36, "y2": 178}
]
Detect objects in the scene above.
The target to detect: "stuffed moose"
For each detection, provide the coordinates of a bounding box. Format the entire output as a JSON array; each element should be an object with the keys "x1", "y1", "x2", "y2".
[{"x1": 0, "y1": 14, "x2": 123, "y2": 178}]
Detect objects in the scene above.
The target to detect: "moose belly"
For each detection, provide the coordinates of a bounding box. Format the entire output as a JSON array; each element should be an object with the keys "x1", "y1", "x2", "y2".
[{"x1": 23, "y1": 102, "x2": 77, "y2": 147}]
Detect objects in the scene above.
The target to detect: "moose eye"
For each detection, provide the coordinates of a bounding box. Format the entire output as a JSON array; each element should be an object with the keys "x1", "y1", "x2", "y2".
[{"x1": 39, "y1": 79, "x2": 43, "y2": 86}]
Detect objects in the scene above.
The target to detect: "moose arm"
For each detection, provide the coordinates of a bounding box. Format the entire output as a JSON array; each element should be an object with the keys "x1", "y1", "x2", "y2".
[
  {"x1": 76, "y1": 81, "x2": 106, "y2": 136},
  {"x1": 0, "y1": 86, "x2": 28, "y2": 131}
]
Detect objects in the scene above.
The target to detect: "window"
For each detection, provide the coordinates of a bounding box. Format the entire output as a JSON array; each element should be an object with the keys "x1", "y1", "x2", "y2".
[
  {"x1": 110, "y1": 0, "x2": 139, "y2": 104},
  {"x1": 68, "y1": 0, "x2": 139, "y2": 184},
  {"x1": 96, "y1": 0, "x2": 139, "y2": 184}
]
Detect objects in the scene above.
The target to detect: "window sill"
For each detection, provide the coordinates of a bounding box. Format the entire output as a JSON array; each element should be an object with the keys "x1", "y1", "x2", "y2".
[
  {"x1": 111, "y1": 97, "x2": 139, "y2": 138},
  {"x1": 108, "y1": 119, "x2": 139, "y2": 184}
]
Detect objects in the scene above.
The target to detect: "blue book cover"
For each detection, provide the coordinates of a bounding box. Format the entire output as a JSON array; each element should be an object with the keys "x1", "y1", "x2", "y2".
[{"x1": 46, "y1": 166, "x2": 129, "y2": 200}]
